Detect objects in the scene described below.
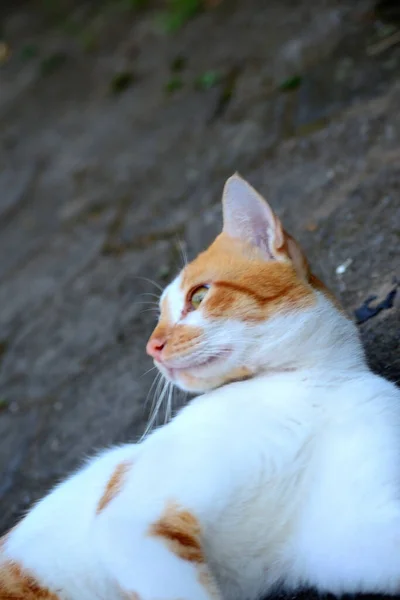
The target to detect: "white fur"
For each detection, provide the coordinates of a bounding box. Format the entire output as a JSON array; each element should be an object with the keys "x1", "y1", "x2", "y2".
[
  {"x1": 2, "y1": 292, "x2": 400, "y2": 600},
  {"x1": 163, "y1": 273, "x2": 184, "y2": 324}
]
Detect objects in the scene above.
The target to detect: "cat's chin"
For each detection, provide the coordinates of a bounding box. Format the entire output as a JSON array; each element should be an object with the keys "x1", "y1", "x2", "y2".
[
  {"x1": 155, "y1": 363, "x2": 222, "y2": 393},
  {"x1": 156, "y1": 362, "x2": 253, "y2": 394},
  {"x1": 154, "y1": 351, "x2": 229, "y2": 392}
]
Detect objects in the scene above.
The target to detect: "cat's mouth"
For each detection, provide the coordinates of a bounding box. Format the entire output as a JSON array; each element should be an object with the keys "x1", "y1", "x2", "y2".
[{"x1": 156, "y1": 348, "x2": 233, "y2": 379}]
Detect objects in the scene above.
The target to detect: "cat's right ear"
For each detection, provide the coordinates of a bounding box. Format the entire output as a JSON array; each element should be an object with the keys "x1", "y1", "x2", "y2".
[{"x1": 222, "y1": 173, "x2": 285, "y2": 260}]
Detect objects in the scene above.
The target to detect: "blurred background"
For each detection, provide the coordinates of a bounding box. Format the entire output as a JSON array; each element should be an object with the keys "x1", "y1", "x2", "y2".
[{"x1": 0, "y1": 0, "x2": 399, "y2": 534}]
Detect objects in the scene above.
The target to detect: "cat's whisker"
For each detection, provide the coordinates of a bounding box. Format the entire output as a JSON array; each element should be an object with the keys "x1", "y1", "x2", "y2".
[
  {"x1": 144, "y1": 376, "x2": 170, "y2": 436},
  {"x1": 149, "y1": 372, "x2": 164, "y2": 413},
  {"x1": 164, "y1": 382, "x2": 174, "y2": 425},
  {"x1": 139, "y1": 292, "x2": 161, "y2": 300},
  {"x1": 176, "y1": 238, "x2": 188, "y2": 267},
  {"x1": 140, "y1": 365, "x2": 158, "y2": 379},
  {"x1": 134, "y1": 301, "x2": 160, "y2": 307},
  {"x1": 133, "y1": 276, "x2": 164, "y2": 293},
  {"x1": 140, "y1": 308, "x2": 160, "y2": 316},
  {"x1": 150, "y1": 372, "x2": 171, "y2": 425},
  {"x1": 141, "y1": 373, "x2": 164, "y2": 440},
  {"x1": 144, "y1": 371, "x2": 162, "y2": 410}
]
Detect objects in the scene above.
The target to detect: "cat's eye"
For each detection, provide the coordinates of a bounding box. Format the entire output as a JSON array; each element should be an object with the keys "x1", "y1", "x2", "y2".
[{"x1": 189, "y1": 285, "x2": 209, "y2": 310}]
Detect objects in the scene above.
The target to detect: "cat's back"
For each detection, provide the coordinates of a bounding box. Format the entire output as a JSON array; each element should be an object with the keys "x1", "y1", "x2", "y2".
[
  {"x1": 321, "y1": 370, "x2": 400, "y2": 476},
  {"x1": 302, "y1": 370, "x2": 400, "y2": 518},
  {"x1": 287, "y1": 371, "x2": 400, "y2": 592}
]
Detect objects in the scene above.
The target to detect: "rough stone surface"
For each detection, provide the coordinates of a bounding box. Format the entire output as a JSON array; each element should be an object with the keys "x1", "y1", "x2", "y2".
[{"x1": 0, "y1": 0, "x2": 399, "y2": 535}]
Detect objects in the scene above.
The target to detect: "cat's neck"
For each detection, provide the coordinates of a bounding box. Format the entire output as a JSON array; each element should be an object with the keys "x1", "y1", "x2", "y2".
[{"x1": 252, "y1": 293, "x2": 366, "y2": 378}]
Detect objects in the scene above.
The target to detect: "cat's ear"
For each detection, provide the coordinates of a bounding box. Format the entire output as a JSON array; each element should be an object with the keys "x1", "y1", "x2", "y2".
[
  {"x1": 222, "y1": 174, "x2": 310, "y2": 279},
  {"x1": 222, "y1": 173, "x2": 285, "y2": 260}
]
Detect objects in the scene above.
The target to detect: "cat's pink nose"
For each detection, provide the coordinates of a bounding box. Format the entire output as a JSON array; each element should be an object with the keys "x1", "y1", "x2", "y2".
[{"x1": 146, "y1": 337, "x2": 166, "y2": 361}]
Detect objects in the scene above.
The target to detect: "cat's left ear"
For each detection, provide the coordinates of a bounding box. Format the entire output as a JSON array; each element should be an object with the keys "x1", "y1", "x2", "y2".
[
  {"x1": 222, "y1": 173, "x2": 309, "y2": 278},
  {"x1": 222, "y1": 173, "x2": 285, "y2": 260}
]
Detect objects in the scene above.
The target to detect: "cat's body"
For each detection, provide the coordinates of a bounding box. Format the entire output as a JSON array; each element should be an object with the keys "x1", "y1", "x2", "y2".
[{"x1": 1, "y1": 175, "x2": 399, "y2": 600}]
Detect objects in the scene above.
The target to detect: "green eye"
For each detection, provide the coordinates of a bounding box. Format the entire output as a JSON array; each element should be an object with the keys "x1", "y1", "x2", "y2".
[{"x1": 190, "y1": 285, "x2": 209, "y2": 310}]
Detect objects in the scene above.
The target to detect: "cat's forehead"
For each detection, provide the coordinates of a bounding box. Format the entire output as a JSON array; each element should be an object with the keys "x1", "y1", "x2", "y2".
[
  {"x1": 180, "y1": 234, "x2": 246, "y2": 288},
  {"x1": 160, "y1": 236, "x2": 252, "y2": 325},
  {"x1": 162, "y1": 234, "x2": 262, "y2": 305},
  {"x1": 161, "y1": 237, "x2": 229, "y2": 313}
]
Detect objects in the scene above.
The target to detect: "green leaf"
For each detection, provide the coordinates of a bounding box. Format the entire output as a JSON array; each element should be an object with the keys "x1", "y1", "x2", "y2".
[
  {"x1": 156, "y1": 0, "x2": 202, "y2": 33},
  {"x1": 195, "y1": 70, "x2": 221, "y2": 90},
  {"x1": 110, "y1": 71, "x2": 135, "y2": 94},
  {"x1": 279, "y1": 75, "x2": 302, "y2": 92},
  {"x1": 165, "y1": 75, "x2": 184, "y2": 93},
  {"x1": 170, "y1": 54, "x2": 187, "y2": 72}
]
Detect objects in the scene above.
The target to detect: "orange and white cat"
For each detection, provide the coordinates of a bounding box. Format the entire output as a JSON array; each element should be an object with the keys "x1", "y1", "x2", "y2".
[{"x1": 1, "y1": 174, "x2": 400, "y2": 600}]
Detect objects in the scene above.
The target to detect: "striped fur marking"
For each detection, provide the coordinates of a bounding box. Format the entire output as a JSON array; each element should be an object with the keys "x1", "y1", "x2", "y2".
[
  {"x1": 149, "y1": 502, "x2": 204, "y2": 563},
  {"x1": 97, "y1": 460, "x2": 132, "y2": 515}
]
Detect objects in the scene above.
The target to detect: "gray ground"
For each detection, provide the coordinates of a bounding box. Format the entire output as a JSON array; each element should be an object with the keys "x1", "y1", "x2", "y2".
[{"x1": 0, "y1": 0, "x2": 399, "y2": 535}]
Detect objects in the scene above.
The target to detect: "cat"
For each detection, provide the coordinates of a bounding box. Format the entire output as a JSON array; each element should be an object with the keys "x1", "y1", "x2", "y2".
[{"x1": 1, "y1": 173, "x2": 400, "y2": 600}]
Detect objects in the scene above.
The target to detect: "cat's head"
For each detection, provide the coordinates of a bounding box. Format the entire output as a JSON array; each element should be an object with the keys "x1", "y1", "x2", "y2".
[{"x1": 146, "y1": 174, "x2": 337, "y2": 393}]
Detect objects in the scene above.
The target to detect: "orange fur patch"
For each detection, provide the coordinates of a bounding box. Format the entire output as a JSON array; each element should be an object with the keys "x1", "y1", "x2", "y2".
[
  {"x1": 160, "y1": 325, "x2": 203, "y2": 362},
  {"x1": 198, "y1": 567, "x2": 221, "y2": 599},
  {"x1": 149, "y1": 503, "x2": 204, "y2": 563},
  {"x1": 97, "y1": 460, "x2": 132, "y2": 515},
  {"x1": 182, "y1": 233, "x2": 315, "y2": 322},
  {"x1": 0, "y1": 560, "x2": 60, "y2": 599},
  {"x1": 177, "y1": 365, "x2": 252, "y2": 390}
]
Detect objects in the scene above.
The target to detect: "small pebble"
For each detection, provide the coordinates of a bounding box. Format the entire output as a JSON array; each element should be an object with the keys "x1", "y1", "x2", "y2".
[{"x1": 336, "y1": 258, "x2": 353, "y2": 275}]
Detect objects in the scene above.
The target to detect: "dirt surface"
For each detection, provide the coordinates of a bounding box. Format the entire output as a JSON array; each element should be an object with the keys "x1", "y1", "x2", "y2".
[{"x1": 0, "y1": 0, "x2": 399, "y2": 535}]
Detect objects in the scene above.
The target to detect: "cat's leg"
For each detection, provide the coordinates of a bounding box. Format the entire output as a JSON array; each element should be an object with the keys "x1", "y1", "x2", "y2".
[{"x1": 94, "y1": 433, "x2": 225, "y2": 600}]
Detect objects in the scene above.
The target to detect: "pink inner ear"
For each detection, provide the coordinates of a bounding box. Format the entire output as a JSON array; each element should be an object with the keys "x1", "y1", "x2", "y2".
[{"x1": 222, "y1": 174, "x2": 281, "y2": 259}]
